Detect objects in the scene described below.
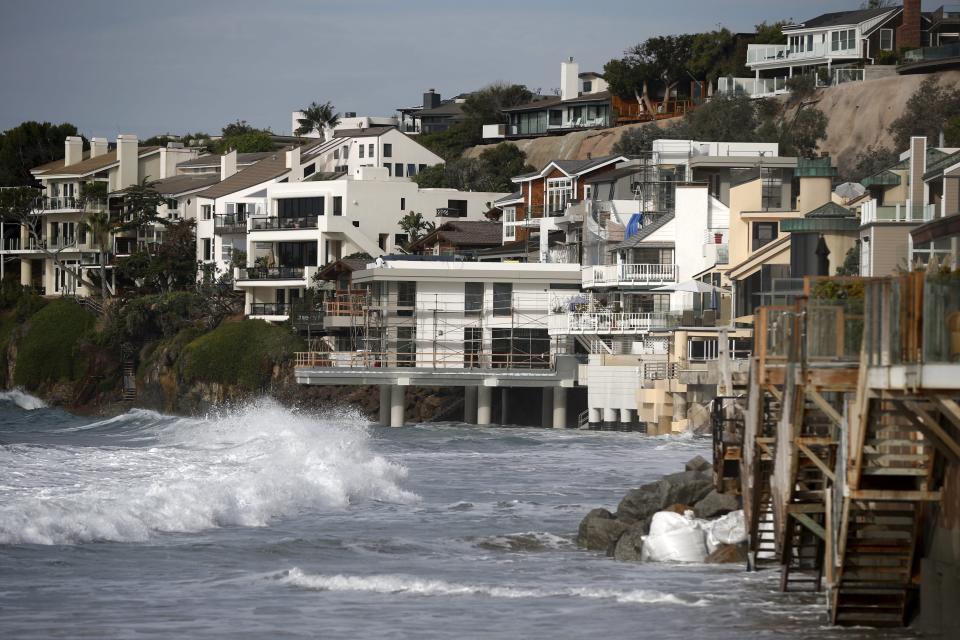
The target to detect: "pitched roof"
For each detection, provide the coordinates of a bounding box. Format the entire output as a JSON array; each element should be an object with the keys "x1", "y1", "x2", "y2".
[
  {"x1": 176, "y1": 152, "x2": 272, "y2": 169},
  {"x1": 501, "y1": 96, "x2": 564, "y2": 113},
  {"x1": 924, "y1": 150, "x2": 960, "y2": 181},
  {"x1": 31, "y1": 157, "x2": 74, "y2": 174},
  {"x1": 494, "y1": 191, "x2": 523, "y2": 205},
  {"x1": 407, "y1": 220, "x2": 503, "y2": 252},
  {"x1": 612, "y1": 212, "x2": 675, "y2": 251},
  {"x1": 583, "y1": 166, "x2": 643, "y2": 184},
  {"x1": 196, "y1": 151, "x2": 290, "y2": 199},
  {"x1": 786, "y1": 7, "x2": 897, "y2": 30},
  {"x1": 136, "y1": 174, "x2": 221, "y2": 196},
  {"x1": 560, "y1": 90, "x2": 612, "y2": 105},
  {"x1": 316, "y1": 256, "x2": 372, "y2": 281},
  {"x1": 417, "y1": 102, "x2": 466, "y2": 117},
  {"x1": 40, "y1": 147, "x2": 160, "y2": 177},
  {"x1": 332, "y1": 126, "x2": 396, "y2": 138},
  {"x1": 805, "y1": 201, "x2": 855, "y2": 218}
]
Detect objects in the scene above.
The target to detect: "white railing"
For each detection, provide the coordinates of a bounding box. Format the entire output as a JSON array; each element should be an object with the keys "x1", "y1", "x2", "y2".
[
  {"x1": 861, "y1": 200, "x2": 936, "y2": 224},
  {"x1": 554, "y1": 312, "x2": 680, "y2": 335},
  {"x1": 717, "y1": 76, "x2": 788, "y2": 97},
  {"x1": 746, "y1": 41, "x2": 856, "y2": 65},
  {"x1": 583, "y1": 263, "x2": 677, "y2": 287}
]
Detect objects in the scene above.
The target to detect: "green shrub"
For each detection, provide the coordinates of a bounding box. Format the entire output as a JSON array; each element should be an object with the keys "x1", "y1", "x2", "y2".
[
  {"x1": 875, "y1": 50, "x2": 899, "y2": 65},
  {"x1": 13, "y1": 299, "x2": 96, "y2": 389},
  {"x1": 180, "y1": 320, "x2": 305, "y2": 391}
]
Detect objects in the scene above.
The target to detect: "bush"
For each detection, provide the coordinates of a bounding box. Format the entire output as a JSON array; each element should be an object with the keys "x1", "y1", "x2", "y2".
[
  {"x1": 785, "y1": 74, "x2": 816, "y2": 101},
  {"x1": 13, "y1": 299, "x2": 96, "y2": 389},
  {"x1": 875, "y1": 50, "x2": 898, "y2": 65},
  {"x1": 180, "y1": 320, "x2": 305, "y2": 391}
]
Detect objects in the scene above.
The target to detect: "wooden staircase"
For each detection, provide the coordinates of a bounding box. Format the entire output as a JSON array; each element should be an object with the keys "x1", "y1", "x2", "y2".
[{"x1": 120, "y1": 344, "x2": 137, "y2": 402}]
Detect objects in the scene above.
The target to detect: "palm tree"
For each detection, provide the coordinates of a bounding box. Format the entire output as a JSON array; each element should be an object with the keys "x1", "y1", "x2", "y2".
[
  {"x1": 295, "y1": 101, "x2": 341, "y2": 139},
  {"x1": 78, "y1": 206, "x2": 117, "y2": 301},
  {"x1": 398, "y1": 211, "x2": 435, "y2": 247}
]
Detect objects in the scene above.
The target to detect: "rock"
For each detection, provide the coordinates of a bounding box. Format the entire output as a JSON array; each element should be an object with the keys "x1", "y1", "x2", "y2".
[
  {"x1": 705, "y1": 542, "x2": 748, "y2": 564},
  {"x1": 661, "y1": 470, "x2": 714, "y2": 508},
  {"x1": 663, "y1": 503, "x2": 690, "y2": 515},
  {"x1": 694, "y1": 490, "x2": 740, "y2": 519},
  {"x1": 613, "y1": 524, "x2": 645, "y2": 561},
  {"x1": 577, "y1": 508, "x2": 629, "y2": 553},
  {"x1": 685, "y1": 455, "x2": 711, "y2": 473},
  {"x1": 615, "y1": 481, "x2": 668, "y2": 525}
]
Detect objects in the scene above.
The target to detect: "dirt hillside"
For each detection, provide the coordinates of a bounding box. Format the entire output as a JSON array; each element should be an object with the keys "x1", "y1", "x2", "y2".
[{"x1": 465, "y1": 70, "x2": 960, "y2": 176}]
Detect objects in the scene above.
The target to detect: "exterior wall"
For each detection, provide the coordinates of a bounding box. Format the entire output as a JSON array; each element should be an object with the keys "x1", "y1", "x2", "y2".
[
  {"x1": 861, "y1": 223, "x2": 915, "y2": 276},
  {"x1": 796, "y1": 176, "x2": 833, "y2": 214},
  {"x1": 587, "y1": 365, "x2": 639, "y2": 411},
  {"x1": 313, "y1": 129, "x2": 443, "y2": 178},
  {"x1": 675, "y1": 185, "x2": 713, "y2": 281},
  {"x1": 727, "y1": 179, "x2": 764, "y2": 267}
]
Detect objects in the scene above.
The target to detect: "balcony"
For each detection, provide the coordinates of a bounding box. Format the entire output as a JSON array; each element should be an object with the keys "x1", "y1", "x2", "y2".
[
  {"x1": 746, "y1": 41, "x2": 857, "y2": 66},
  {"x1": 250, "y1": 216, "x2": 319, "y2": 231},
  {"x1": 861, "y1": 200, "x2": 935, "y2": 224},
  {"x1": 717, "y1": 76, "x2": 788, "y2": 97},
  {"x1": 903, "y1": 42, "x2": 960, "y2": 63},
  {"x1": 582, "y1": 263, "x2": 678, "y2": 288},
  {"x1": 249, "y1": 302, "x2": 289, "y2": 317},
  {"x1": 214, "y1": 213, "x2": 247, "y2": 234},
  {"x1": 237, "y1": 266, "x2": 306, "y2": 281},
  {"x1": 551, "y1": 311, "x2": 680, "y2": 335},
  {"x1": 42, "y1": 196, "x2": 81, "y2": 211}
]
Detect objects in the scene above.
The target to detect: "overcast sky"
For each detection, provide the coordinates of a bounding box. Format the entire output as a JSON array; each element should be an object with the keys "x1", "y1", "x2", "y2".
[{"x1": 0, "y1": 0, "x2": 933, "y2": 139}]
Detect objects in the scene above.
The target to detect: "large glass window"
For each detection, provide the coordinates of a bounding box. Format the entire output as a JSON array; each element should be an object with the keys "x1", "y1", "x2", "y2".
[
  {"x1": 493, "y1": 283, "x2": 512, "y2": 317},
  {"x1": 503, "y1": 207, "x2": 516, "y2": 240},
  {"x1": 546, "y1": 178, "x2": 573, "y2": 215},
  {"x1": 752, "y1": 221, "x2": 778, "y2": 252},
  {"x1": 831, "y1": 28, "x2": 855, "y2": 52},
  {"x1": 465, "y1": 282, "x2": 483, "y2": 313},
  {"x1": 278, "y1": 197, "x2": 324, "y2": 218}
]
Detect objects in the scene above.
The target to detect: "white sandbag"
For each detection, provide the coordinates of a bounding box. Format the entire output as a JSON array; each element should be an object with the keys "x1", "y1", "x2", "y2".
[
  {"x1": 647, "y1": 511, "x2": 691, "y2": 537},
  {"x1": 640, "y1": 526, "x2": 708, "y2": 563},
  {"x1": 705, "y1": 509, "x2": 747, "y2": 553}
]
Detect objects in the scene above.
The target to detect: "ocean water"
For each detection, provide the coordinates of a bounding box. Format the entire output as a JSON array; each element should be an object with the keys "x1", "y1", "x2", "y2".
[{"x1": 0, "y1": 392, "x2": 917, "y2": 639}]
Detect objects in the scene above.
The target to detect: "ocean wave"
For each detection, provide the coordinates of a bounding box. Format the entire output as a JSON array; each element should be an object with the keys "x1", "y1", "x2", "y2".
[
  {"x1": 0, "y1": 399, "x2": 419, "y2": 545},
  {"x1": 0, "y1": 389, "x2": 48, "y2": 411},
  {"x1": 469, "y1": 531, "x2": 573, "y2": 552},
  {"x1": 278, "y1": 568, "x2": 710, "y2": 606}
]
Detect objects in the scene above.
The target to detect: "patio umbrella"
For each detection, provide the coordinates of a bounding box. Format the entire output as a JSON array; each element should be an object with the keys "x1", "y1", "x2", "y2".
[{"x1": 653, "y1": 280, "x2": 729, "y2": 294}]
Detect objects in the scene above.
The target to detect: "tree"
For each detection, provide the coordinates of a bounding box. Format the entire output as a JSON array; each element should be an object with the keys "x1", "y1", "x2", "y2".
[
  {"x1": 398, "y1": 211, "x2": 435, "y2": 246},
  {"x1": 843, "y1": 145, "x2": 900, "y2": 182},
  {"x1": 836, "y1": 244, "x2": 861, "y2": 276},
  {"x1": 119, "y1": 178, "x2": 166, "y2": 236},
  {"x1": 412, "y1": 144, "x2": 534, "y2": 192},
  {"x1": 295, "y1": 101, "x2": 341, "y2": 139},
  {"x1": 604, "y1": 35, "x2": 696, "y2": 105},
  {"x1": 780, "y1": 106, "x2": 829, "y2": 158},
  {"x1": 0, "y1": 121, "x2": 80, "y2": 187},
  {"x1": 889, "y1": 77, "x2": 960, "y2": 150},
  {"x1": 77, "y1": 182, "x2": 115, "y2": 300},
  {"x1": 753, "y1": 21, "x2": 788, "y2": 45},
  {"x1": 945, "y1": 116, "x2": 960, "y2": 147},
  {"x1": 221, "y1": 120, "x2": 257, "y2": 137},
  {"x1": 612, "y1": 124, "x2": 667, "y2": 156},
  {"x1": 115, "y1": 220, "x2": 198, "y2": 294},
  {"x1": 213, "y1": 130, "x2": 274, "y2": 154}
]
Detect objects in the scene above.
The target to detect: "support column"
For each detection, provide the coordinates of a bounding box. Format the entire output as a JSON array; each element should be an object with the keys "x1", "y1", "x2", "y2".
[
  {"x1": 20, "y1": 258, "x2": 31, "y2": 287},
  {"x1": 464, "y1": 386, "x2": 478, "y2": 425},
  {"x1": 588, "y1": 407, "x2": 601, "y2": 429},
  {"x1": 378, "y1": 385, "x2": 390, "y2": 427},
  {"x1": 552, "y1": 387, "x2": 567, "y2": 429},
  {"x1": 477, "y1": 386, "x2": 492, "y2": 426},
  {"x1": 389, "y1": 385, "x2": 405, "y2": 427},
  {"x1": 603, "y1": 407, "x2": 618, "y2": 430},
  {"x1": 500, "y1": 388, "x2": 510, "y2": 426},
  {"x1": 672, "y1": 392, "x2": 688, "y2": 424},
  {"x1": 620, "y1": 408, "x2": 636, "y2": 431},
  {"x1": 541, "y1": 387, "x2": 553, "y2": 428}
]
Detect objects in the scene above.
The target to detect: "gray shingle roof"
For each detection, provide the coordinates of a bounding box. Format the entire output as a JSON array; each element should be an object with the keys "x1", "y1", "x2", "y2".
[
  {"x1": 806, "y1": 201, "x2": 855, "y2": 218},
  {"x1": 176, "y1": 152, "x2": 272, "y2": 168},
  {"x1": 116, "y1": 173, "x2": 220, "y2": 197},
  {"x1": 494, "y1": 191, "x2": 523, "y2": 204},
  {"x1": 612, "y1": 213, "x2": 675, "y2": 251},
  {"x1": 786, "y1": 7, "x2": 897, "y2": 30},
  {"x1": 408, "y1": 220, "x2": 503, "y2": 252}
]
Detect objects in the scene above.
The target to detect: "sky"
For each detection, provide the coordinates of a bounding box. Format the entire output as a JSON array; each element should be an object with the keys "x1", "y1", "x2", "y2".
[{"x1": 0, "y1": 0, "x2": 936, "y2": 139}]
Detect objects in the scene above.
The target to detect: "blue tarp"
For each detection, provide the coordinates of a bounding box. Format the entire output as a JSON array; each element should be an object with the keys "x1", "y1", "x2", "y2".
[{"x1": 625, "y1": 213, "x2": 642, "y2": 238}]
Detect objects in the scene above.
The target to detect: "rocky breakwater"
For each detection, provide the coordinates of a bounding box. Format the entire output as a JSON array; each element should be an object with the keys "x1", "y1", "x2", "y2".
[{"x1": 577, "y1": 455, "x2": 745, "y2": 563}]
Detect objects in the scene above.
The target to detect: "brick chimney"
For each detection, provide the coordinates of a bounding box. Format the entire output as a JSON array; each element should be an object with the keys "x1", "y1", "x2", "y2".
[{"x1": 898, "y1": 0, "x2": 922, "y2": 50}]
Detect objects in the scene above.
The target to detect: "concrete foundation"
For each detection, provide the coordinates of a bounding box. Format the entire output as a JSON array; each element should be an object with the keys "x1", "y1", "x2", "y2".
[
  {"x1": 20, "y1": 259, "x2": 31, "y2": 287},
  {"x1": 588, "y1": 407, "x2": 601, "y2": 429},
  {"x1": 463, "y1": 386, "x2": 478, "y2": 424},
  {"x1": 541, "y1": 388, "x2": 553, "y2": 428},
  {"x1": 389, "y1": 385, "x2": 405, "y2": 427},
  {"x1": 378, "y1": 385, "x2": 390, "y2": 427},
  {"x1": 552, "y1": 387, "x2": 567, "y2": 429},
  {"x1": 500, "y1": 388, "x2": 509, "y2": 425},
  {"x1": 603, "y1": 407, "x2": 618, "y2": 429},
  {"x1": 477, "y1": 385, "x2": 492, "y2": 426},
  {"x1": 620, "y1": 408, "x2": 635, "y2": 428}
]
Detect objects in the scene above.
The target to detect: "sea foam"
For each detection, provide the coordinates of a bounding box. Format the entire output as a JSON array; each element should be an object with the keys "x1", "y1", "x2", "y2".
[
  {"x1": 0, "y1": 389, "x2": 48, "y2": 411},
  {"x1": 0, "y1": 399, "x2": 418, "y2": 545}
]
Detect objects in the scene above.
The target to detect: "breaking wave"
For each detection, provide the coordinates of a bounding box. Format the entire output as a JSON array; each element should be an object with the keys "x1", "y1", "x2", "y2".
[
  {"x1": 0, "y1": 400, "x2": 417, "y2": 545},
  {"x1": 0, "y1": 389, "x2": 48, "y2": 411},
  {"x1": 278, "y1": 568, "x2": 710, "y2": 606}
]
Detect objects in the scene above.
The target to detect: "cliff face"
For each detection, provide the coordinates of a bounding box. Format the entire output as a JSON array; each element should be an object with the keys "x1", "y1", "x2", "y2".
[{"x1": 465, "y1": 70, "x2": 960, "y2": 177}]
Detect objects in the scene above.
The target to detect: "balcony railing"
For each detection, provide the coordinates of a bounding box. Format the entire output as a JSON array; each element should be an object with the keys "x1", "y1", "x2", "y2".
[
  {"x1": 42, "y1": 196, "x2": 80, "y2": 210},
  {"x1": 2, "y1": 238, "x2": 21, "y2": 250},
  {"x1": 294, "y1": 350, "x2": 555, "y2": 370},
  {"x1": 250, "y1": 216, "x2": 319, "y2": 231},
  {"x1": 214, "y1": 214, "x2": 247, "y2": 234},
  {"x1": 583, "y1": 263, "x2": 678, "y2": 287},
  {"x1": 555, "y1": 312, "x2": 680, "y2": 334},
  {"x1": 746, "y1": 41, "x2": 856, "y2": 65},
  {"x1": 717, "y1": 76, "x2": 788, "y2": 97},
  {"x1": 861, "y1": 200, "x2": 935, "y2": 224},
  {"x1": 239, "y1": 267, "x2": 306, "y2": 280},
  {"x1": 903, "y1": 42, "x2": 960, "y2": 63},
  {"x1": 249, "y1": 303, "x2": 289, "y2": 316}
]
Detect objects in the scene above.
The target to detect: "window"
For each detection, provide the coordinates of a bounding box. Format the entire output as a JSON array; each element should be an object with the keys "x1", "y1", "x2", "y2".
[
  {"x1": 546, "y1": 177, "x2": 573, "y2": 214},
  {"x1": 333, "y1": 196, "x2": 343, "y2": 216},
  {"x1": 359, "y1": 145, "x2": 365, "y2": 158},
  {"x1": 407, "y1": 163, "x2": 416, "y2": 176},
  {"x1": 445, "y1": 199, "x2": 467, "y2": 218},
  {"x1": 879, "y1": 28, "x2": 893, "y2": 51},
  {"x1": 368, "y1": 143, "x2": 374, "y2": 157},
  {"x1": 202, "y1": 238, "x2": 212, "y2": 261},
  {"x1": 394, "y1": 233, "x2": 408, "y2": 247},
  {"x1": 549, "y1": 110, "x2": 562, "y2": 126},
  {"x1": 400, "y1": 197, "x2": 405, "y2": 210},
  {"x1": 582, "y1": 80, "x2": 592, "y2": 93},
  {"x1": 752, "y1": 221, "x2": 778, "y2": 252},
  {"x1": 278, "y1": 197, "x2": 324, "y2": 218},
  {"x1": 221, "y1": 242, "x2": 233, "y2": 261},
  {"x1": 333, "y1": 149, "x2": 339, "y2": 160},
  {"x1": 342, "y1": 145, "x2": 349, "y2": 159},
  {"x1": 761, "y1": 168, "x2": 783, "y2": 210},
  {"x1": 831, "y1": 28, "x2": 855, "y2": 52},
  {"x1": 78, "y1": 225, "x2": 87, "y2": 244},
  {"x1": 493, "y1": 283, "x2": 512, "y2": 317},
  {"x1": 201, "y1": 204, "x2": 212, "y2": 220},
  {"x1": 418, "y1": 164, "x2": 427, "y2": 173},
  {"x1": 465, "y1": 282, "x2": 483, "y2": 313},
  {"x1": 464, "y1": 327, "x2": 482, "y2": 367},
  {"x1": 378, "y1": 233, "x2": 388, "y2": 251},
  {"x1": 303, "y1": 163, "x2": 316, "y2": 177},
  {"x1": 383, "y1": 143, "x2": 392, "y2": 158},
  {"x1": 396, "y1": 327, "x2": 415, "y2": 367},
  {"x1": 503, "y1": 207, "x2": 516, "y2": 240},
  {"x1": 395, "y1": 163, "x2": 403, "y2": 177},
  {"x1": 397, "y1": 281, "x2": 416, "y2": 317},
  {"x1": 384, "y1": 164, "x2": 392, "y2": 176}
]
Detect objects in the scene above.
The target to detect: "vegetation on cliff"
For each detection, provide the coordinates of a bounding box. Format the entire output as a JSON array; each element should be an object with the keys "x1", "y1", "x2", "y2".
[{"x1": 13, "y1": 299, "x2": 96, "y2": 390}]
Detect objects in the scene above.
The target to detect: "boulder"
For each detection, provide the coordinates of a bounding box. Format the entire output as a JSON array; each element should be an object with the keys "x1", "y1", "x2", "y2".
[
  {"x1": 613, "y1": 524, "x2": 645, "y2": 561},
  {"x1": 577, "y1": 508, "x2": 629, "y2": 553},
  {"x1": 615, "y1": 481, "x2": 668, "y2": 525},
  {"x1": 685, "y1": 455, "x2": 711, "y2": 473},
  {"x1": 660, "y1": 470, "x2": 714, "y2": 508},
  {"x1": 694, "y1": 490, "x2": 740, "y2": 519},
  {"x1": 705, "y1": 542, "x2": 748, "y2": 564}
]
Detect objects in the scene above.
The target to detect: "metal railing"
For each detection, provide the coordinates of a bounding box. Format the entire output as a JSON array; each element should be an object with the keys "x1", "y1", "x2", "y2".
[
  {"x1": 746, "y1": 41, "x2": 856, "y2": 65},
  {"x1": 214, "y1": 213, "x2": 247, "y2": 234},
  {"x1": 250, "y1": 216, "x2": 320, "y2": 231},
  {"x1": 294, "y1": 350, "x2": 555, "y2": 370},
  {"x1": 239, "y1": 267, "x2": 306, "y2": 280},
  {"x1": 717, "y1": 76, "x2": 788, "y2": 97},
  {"x1": 250, "y1": 302, "x2": 290, "y2": 316},
  {"x1": 903, "y1": 42, "x2": 960, "y2": 62},
  {"x1": 583, "y1": 263, "x2": 678, "y2": 286},
  {"x1": 42, "y1": 196, "x2": 80, "y2": 210},
  {"x1": 559, "y1": 311, "x2": 680, "y2": 334},
  {"x1": 861, "y1": 200, "x2": 935, "y2": 224}
]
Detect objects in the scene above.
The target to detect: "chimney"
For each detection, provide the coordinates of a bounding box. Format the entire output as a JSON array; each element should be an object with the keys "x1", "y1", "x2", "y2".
[
  {"x1": 561, "y1": 57, "x2": 579, "y2": 101},
  {"x1": 220, "y1": 149, "x2": 237, "y2": 181},
  {"x1": 423, "y1": 89, "x2": 442, "y2": 110},
  {"x1": 90, "y1": 137, "x2": 108, "y2": 158},
  {"x1": 116, "y1": 134, "x2": 139, "y2": 190},
  {"x1": 285, "y1": 146, "x2": 302, "y2": 181},
  {"x1": 898, "y1": 0, "x2": 922, "y2": 50},
  {"x1": 909, "y1": 135, "x2": 926, "y2": 209},
  {"x1": 64, "y1": 136, "x2": 83, "y2": 166}
]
